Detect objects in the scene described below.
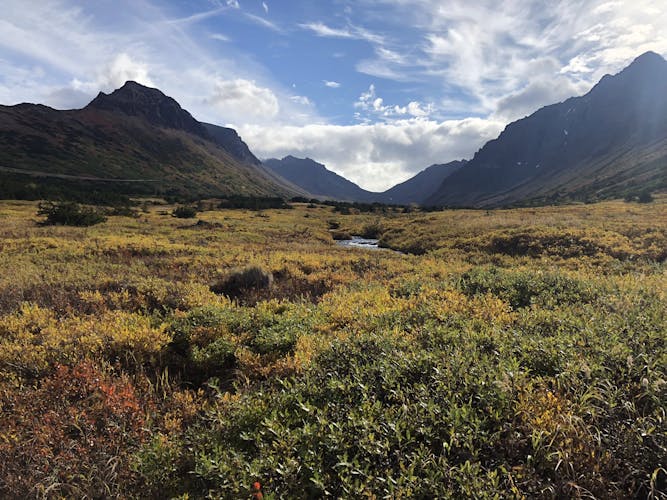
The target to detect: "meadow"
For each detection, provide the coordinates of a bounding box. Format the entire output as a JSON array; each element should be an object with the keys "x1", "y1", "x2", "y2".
[{"x1": 0, "y1": 198, "x2": 665, "y2": 498}]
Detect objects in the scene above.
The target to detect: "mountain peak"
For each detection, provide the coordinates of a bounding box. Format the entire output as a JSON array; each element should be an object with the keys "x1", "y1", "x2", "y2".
[
  {"x1": 616, "y1": 51, "x2": 667, "y2": 81},
  {"x1": 426, "y1": 51, "x2": 667, "y2": 207},
  {"x1": 630, "y1": 51, "x2": 666, "y2": 67},
  {"x1": 86, "y1": 81, "x2": 208, "y2": 138},
  {"x1": 88, "y1": 81, "x2": 167, "y2": 107}
]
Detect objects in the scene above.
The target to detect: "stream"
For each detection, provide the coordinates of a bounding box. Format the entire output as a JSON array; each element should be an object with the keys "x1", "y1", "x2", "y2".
[{"x1": 335, "y1": 236, "x2": 381, "y2": 249}]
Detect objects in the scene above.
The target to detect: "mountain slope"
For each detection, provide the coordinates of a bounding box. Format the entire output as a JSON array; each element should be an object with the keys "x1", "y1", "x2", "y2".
[
  {"x1": 379, "y1": 161, "x2": 466, "y2": 205},
  {"x1": 263, "y1": 156, "x2": 376, "y2": 202},
  {"x1": 427, "y1": 51, "x2": 667, "y2": 207},
  {"x1": 202, "y1": 122, "x2": 261, "y2": 166},
  {"x1": 0, "y1": 81, "x2": 301, "y2": 199}
]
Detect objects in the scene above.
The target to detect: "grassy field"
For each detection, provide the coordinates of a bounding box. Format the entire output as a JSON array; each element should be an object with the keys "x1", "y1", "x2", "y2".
[{"x1": 0, "y1": 198, "x2": 665, "y2": 498}]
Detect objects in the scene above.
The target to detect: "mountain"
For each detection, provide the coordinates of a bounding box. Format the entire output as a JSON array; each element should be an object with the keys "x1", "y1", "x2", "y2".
[
  {"x1": 263, "y1": 156, "x2": 375, "y2": 202},
  {"x1": 202, "y1": 123, "x2": 261, "y2": 165},
  {"x1": 427, "y1": 51, "x2": 667, "y2": 207},
  {"x1": 263, "y1": 156, "x2": 466, "y2": 205},
  {"x1": 0, "y1": 81, "x2": 302, "y2": 200},
  {"x1": 379, "y1": 161, "x2": 466, "y2": 205},
  {"x1": 86, "y1": 81, "x2": 209, "y2": 139}
]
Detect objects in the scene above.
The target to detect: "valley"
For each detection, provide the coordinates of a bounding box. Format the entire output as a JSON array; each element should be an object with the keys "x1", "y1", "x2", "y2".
[
  {"x1": 0, "y1": 198, "x2": 664, "y2": 497},
  {"x1": 0, "y1": 18, "x2": 666, "y2": 497}
]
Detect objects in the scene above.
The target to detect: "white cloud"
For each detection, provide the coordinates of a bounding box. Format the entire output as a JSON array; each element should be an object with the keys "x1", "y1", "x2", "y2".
[
  {"x1": 239, "y1": 117, "x2": 503, "y2": 191},
  {"x1": 354, "y1": 84, "x2": 433, "y2": 120},
  {"x1": 299, "y1": 22, "x2": 385, "y2": 44},
  {"x1": 165, "y1": 7, "x2": 227, "y2": 25},
  {"x1": 207, "y1": 0, "x2": 240, "y2": 9},
  {"x1": 205, "y1": 78, "x2": 280, "y2": 122},
  {"x1": 356, "y1": 0, "x2": 667, "y2": 115},
  {"x1": 494, "y1": 76, "x2": 590, "y2": 121},
  {"x1": 324, "y1": 80, "x2": 341, "y2": 88},
  {"x1": 262, "y1": 1, "x2": 268, "y2": 14},
  {"x1": 289, "y1": 94, "x2": 312, "y2": 106},
  {"x1": 90, "y1": 53, "x2": 155, "y2": 92},
  {"x1": 44, "y1": 87, "x2": 92, "y2": 109},
  {"x1": 243, "y1": 13, "x2": 283, "y2": 32},
  {"x1": 210, "y1": 33, "x2": 230, "y2": 42}
]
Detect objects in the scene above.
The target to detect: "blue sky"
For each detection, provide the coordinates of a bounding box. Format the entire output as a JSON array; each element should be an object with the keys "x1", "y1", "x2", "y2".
[{"x1": 1, "y1": 0, "x2": 666, "y2": 190}]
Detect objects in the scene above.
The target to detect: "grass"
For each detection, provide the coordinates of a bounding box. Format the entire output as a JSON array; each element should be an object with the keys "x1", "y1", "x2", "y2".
[{"x1": 0, "y1": 197, "x2": 665, "y2": 498}]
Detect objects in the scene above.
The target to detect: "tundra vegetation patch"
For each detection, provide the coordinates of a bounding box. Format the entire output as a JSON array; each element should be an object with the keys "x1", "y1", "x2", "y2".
[{"x1": 0, "y1": 198, "x2": 665, "y2": 498}]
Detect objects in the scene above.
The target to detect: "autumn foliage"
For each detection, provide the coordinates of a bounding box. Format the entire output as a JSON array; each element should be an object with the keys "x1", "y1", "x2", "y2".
[{"x1": 0, "y1": 198, "x2": 665, "y2": 497}]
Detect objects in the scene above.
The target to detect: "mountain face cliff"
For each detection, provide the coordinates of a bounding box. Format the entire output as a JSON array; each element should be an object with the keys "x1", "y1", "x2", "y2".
[
  {"x1": 0, "y1": 81, "x2": 299, "y2": 199},
  {"x1": 427, "y1": 51, "x2": 667, "y2": 207}
]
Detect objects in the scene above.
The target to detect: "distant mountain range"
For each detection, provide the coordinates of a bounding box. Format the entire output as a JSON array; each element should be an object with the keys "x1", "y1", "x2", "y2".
[
  {"x1": 426, "y1": 51, "x2": 667, "y2": 207},
  {"x1": 0, "y1": 81, "x2": 303, "y2": 199},
  {"x1": 263, "y1": 156, "x2": 373, "y2": 202},
  {"x1": 263, "y1": 156, "x2": 465, "y2": 205},
  {"x1": 379, "y1": 160, "x2": 466, "y2": 205},
  {"x1": 1, "y1": 52, "x2": 665, "y2": 207}
]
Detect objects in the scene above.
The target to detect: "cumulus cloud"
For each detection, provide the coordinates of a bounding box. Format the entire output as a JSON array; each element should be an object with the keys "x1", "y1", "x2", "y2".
[
  {"x1": 324, "y1": 80, "x2": 341, "y2": 88},
  {"x1": 239, "y1": 117, "x2": 504, "y2": 191},
  {"x1": 205, "y1": 78, "x2": 280, "y2": 122},
  {"x1": 354, "y1": 84, "x2": 433, "y2": 121},
  {"x1": 93, "y1": 53, "x2": 154, "y2": 92}
]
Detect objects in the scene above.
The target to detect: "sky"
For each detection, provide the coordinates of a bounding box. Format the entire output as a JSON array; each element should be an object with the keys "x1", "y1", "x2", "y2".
[{"x1": 1, "y1": 1, "x2": 667, "y2": 191}]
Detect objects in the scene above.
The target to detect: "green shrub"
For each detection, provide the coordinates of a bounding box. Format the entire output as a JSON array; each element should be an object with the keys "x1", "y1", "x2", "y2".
[
  {"x1": 360, "y1": 220, "x2": 384, "y2": 239},
  {"x1": 167, "y1": 306, "x2": 239, "y2": 384},
  {"x1": 190, "y1": 338, "x2": 236, "y2": 374},
  {"x1": 37, "y1": 201, "x2": 107, "y2": 226},
  {"x1": 638, "y1": 190, "x2": 654, "y2": 203},
  {"x1": 172, "y1": 205, "x2": 198, "y2": 218},
  {"x1": 458, "y1": 266, "x2": 598, "y2": 308},
  {"x1": 217, "y1": 196, "x2": 290, "y2": 210},
  {"x1": 249, "y1": 319, "x2": 301, "y2": 356}
]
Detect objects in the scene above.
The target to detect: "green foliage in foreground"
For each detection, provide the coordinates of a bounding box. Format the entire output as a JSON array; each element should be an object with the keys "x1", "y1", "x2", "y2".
[{"x1": 136, "y1": 273, "x2": 666, "y2": 499}]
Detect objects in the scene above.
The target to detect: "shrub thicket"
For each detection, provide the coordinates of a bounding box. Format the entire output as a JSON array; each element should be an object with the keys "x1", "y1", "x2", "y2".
[
  {"x1": 218, "y1": 196, "x2": 290, "y2": 210},
  {"x1": 37, "y1": 201, "x2": 107, "y2": 226},
  {"x1": 172, "y1": 205, "x2": 198, "y2": 218}
]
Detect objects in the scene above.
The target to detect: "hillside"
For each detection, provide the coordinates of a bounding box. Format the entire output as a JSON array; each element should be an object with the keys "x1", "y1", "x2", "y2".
[
  {"x1": 379, "y1": 160, "x2": 466, "y2": 205},
  {"x1": 264, "y1": 156, "x2": 466, "y2": 205},
  {"x1": 0, "y1": 81, "x2": 301, "y2": 200},
  {"x1": 263, "y1": 155, "x2": 375, "y2": 202},
  {"x1": 427, "y1": 52, "x2": 667, "y2": 207}
]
